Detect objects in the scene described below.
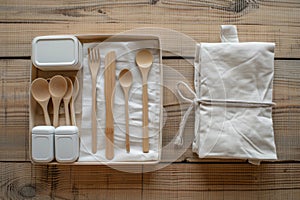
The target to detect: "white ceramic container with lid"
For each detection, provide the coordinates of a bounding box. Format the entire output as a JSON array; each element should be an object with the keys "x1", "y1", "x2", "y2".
[
  {"x1": 55, "y1": 126, "x2": 79, "y2": 163},
  {"x1": 32, "y1": 126, "x2": 55, "y2": 163},
  {"x1": 32, "y1": 35, "x2": 82, "y2": 71}
]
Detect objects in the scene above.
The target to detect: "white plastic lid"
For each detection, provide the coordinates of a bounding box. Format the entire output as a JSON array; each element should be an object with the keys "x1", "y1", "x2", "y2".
[
  {"x1": 32, "y1": 126, "x2": 55, "y2": 135},
  {"x1": 32, "y1": 35, "x2": 80, "y2": 67},
  {"x1": 55, "y1": 126, "x2": 78, "y2": 135}
]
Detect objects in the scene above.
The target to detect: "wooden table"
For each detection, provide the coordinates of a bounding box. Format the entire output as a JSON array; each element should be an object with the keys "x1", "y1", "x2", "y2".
[{"x1": 1, "y1": 1, "x2": 300, "y2": 199}]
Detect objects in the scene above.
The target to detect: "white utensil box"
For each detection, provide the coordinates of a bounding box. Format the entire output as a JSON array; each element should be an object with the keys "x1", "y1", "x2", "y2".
[{"x1": 29, "y1": 34, "x2": 163, "y2": 165}]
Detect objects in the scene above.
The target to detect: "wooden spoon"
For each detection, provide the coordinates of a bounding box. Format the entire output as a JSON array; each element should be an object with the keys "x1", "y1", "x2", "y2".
[
  {"x1": 70, "y1": 76, "x2": 79, "y2": 126},
  {"x1": 49, "y1": 75, "x2": 67, "y2": 127},
  {"x1": 63, "y1": 77, "x2": 73, "y2": 125},
  {"x1": 136, "y1": 49, "x2": 153, "y2": 153},
  {"x1": 119, "y1": 69, "x2": 133, "y2": 153},
  {"x1": 31, "y1": 78, "x2": 51, "y2": 126}
]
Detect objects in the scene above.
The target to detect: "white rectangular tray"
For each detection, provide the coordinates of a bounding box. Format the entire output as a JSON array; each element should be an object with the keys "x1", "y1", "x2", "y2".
[{"x1": 29, "y1": 34, "x2": 163, "y2": 165}]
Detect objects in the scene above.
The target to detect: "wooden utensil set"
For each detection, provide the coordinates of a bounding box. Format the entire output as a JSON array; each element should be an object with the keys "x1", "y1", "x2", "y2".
[
  {"x1": 31, "y1": 48, "x2": 153, "y2": 161},
  {"x1": 31, "y1": 75, "x2": 79, "y2": 127},
  {"x1": 88, "y1": 48, "x2": 153, "y2": 160}
]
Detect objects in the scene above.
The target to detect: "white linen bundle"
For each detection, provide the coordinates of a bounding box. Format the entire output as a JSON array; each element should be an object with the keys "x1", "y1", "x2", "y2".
[{"x1": 176, "y1": 25, "x2": 277, "y2": 164}]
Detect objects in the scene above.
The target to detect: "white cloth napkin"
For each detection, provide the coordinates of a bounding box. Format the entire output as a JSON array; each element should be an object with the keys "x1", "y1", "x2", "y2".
[
  {"x1": 192, "y1": 26, "x2": 277, "y2": 163},
  {"x1": 78, "y1": 39, "x2": 162, "y2": 162}
]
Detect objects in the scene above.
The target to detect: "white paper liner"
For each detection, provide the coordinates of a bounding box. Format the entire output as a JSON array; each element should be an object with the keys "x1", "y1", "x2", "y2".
[{"x1": 78, "y1": 40, "x2": 161, "y2": 162}]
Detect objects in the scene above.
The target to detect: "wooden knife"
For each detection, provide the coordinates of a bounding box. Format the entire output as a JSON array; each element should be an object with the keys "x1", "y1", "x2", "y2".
[{"x1": 104, "y1": 51, "x2": 116, "y2": 160}]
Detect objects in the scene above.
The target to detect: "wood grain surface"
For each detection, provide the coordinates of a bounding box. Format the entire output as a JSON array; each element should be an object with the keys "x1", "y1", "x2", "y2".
[
  {"x1": 0, "y1": 0, "x2": 299, "y2": 57},
  {"x1": 0, "y1": 0, "x2": 300, "y2": 199},
  {"x1": 1, "y1": 162, "x2": 300, "y2": 199}
]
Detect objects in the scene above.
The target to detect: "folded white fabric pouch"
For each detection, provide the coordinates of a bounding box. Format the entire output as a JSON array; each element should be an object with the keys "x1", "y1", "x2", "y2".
[{"x1": 175, "y1": 25, "x2": 277, "y2": 165}]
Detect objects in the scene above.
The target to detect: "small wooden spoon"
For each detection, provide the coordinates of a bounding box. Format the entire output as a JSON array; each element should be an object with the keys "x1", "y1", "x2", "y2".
[
  {"x1": 63, "y1": 77, "x2": 73, "y2": 125},
  {"x1": 49, "y1": 75, "x2": 67, "y2": 127},
  {"x1": 70, "y1": 76, "x2": 79, "y2": 126},
  {"x1": 136, "y1": 49, "x2": 153, "y2": 153},
  {"x1": 31, "y1": 78, "x2": 51, "y2": 126},
  {"x1": 119, "y1": 69, "x2": 133, "y2": 153}
]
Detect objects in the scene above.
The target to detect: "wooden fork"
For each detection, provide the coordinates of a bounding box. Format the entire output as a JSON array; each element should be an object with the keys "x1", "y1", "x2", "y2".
[{"x1": 88, "y1": 47, "x2": 101, "y2": 154}]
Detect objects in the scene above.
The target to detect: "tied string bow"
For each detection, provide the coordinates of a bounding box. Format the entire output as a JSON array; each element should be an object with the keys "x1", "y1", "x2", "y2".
[
  {"x1": 174, "y1": 81, "x2": 198, "y2": 147},
  {"x1": 173, "y1": 81, "x2": 276, "y2": 148}
]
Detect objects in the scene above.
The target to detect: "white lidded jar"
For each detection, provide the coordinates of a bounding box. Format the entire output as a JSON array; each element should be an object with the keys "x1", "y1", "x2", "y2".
[
  {"x1": 32, "y1": 35, "x2": 82, "y2": 71},
  {"x1": 55, "y1": 126, "x2": 79, "y2": 163},
  {"x1": 31, "y1": 126, "x2": 55, "y2": 163}
]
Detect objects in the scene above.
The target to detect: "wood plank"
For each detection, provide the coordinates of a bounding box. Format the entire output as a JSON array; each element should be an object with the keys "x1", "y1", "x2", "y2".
[
  {"x1": 0, "y1": 162, "x2": 142, "y2": 200},
  {"x1": 272, "y1": 60, "x2": 300, "y2": 161},
  {"x1": 1, "y1": 59, "x2": 300, "y2": 162},
  {"x1": 143, "y1": 163, "x2": 300, "y2": 200},
  {"x1": 1, "y1": 0, "x2": 299, "y2": 26},
  {"x1": 0, "y1": 59, "x2": 31, "y2": 161},
  {"x1": 1, "y1": 162, "x2": 299, "y2": 199},
  {"x1": 1, "y1": 23, "x2": 299, "y2": 58},
  {"x1": 0, "y1": 0, "x2": 299, "y2": 57}
]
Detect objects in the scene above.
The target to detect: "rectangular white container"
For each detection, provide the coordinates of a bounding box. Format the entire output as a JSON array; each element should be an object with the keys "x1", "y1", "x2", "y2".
[
  {"x1": 32, "y1": 35, "x2": 82, "y2": 71},
  {"x1": 31, "y1": 126, "x2": 55, "y2": 163},
  {"x1": 55, "y1": 126, "x2": 79, "y2": 163}
]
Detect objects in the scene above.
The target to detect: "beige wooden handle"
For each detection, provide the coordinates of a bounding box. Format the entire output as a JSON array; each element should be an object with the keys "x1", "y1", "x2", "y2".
[
  {"x1": 41, "y1": 102, "x2": 51, "y2": 126},
  {"x1": 105, "y1": 92, "x2": 114, "y2": 159},
  {"x1": 105, "y1": 127, "x2": 114, "y2": 160},
  {"x1": 91, "y1": 79, "x2": 97, "y2": 154},
  {"x1": 142, "y1": 83, "x2": 149, "y2": 153},
  {"x1": 52, "y1": 98, "x2": 60, "y2": 127},
  {"x1": 125, "y1": 92, "x2": 130, "y2": 153},
  {"x1": 70, "y1": 99, "x2": 76, "y2": 126},
  {"x1": 64, "y1": 100, "x2": 70, "y2": 125}
]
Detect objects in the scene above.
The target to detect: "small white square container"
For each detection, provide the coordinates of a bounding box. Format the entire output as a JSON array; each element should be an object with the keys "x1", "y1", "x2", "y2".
[
  {"x1": 31, "y1": 126, "x2": 55, "y2": 163},
  {"x1": 32, "y1": 35, "x2": 82, "y2": 71},
  {"x1": 55, "y1": 126, "x2": 79, "y2": 163}
]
